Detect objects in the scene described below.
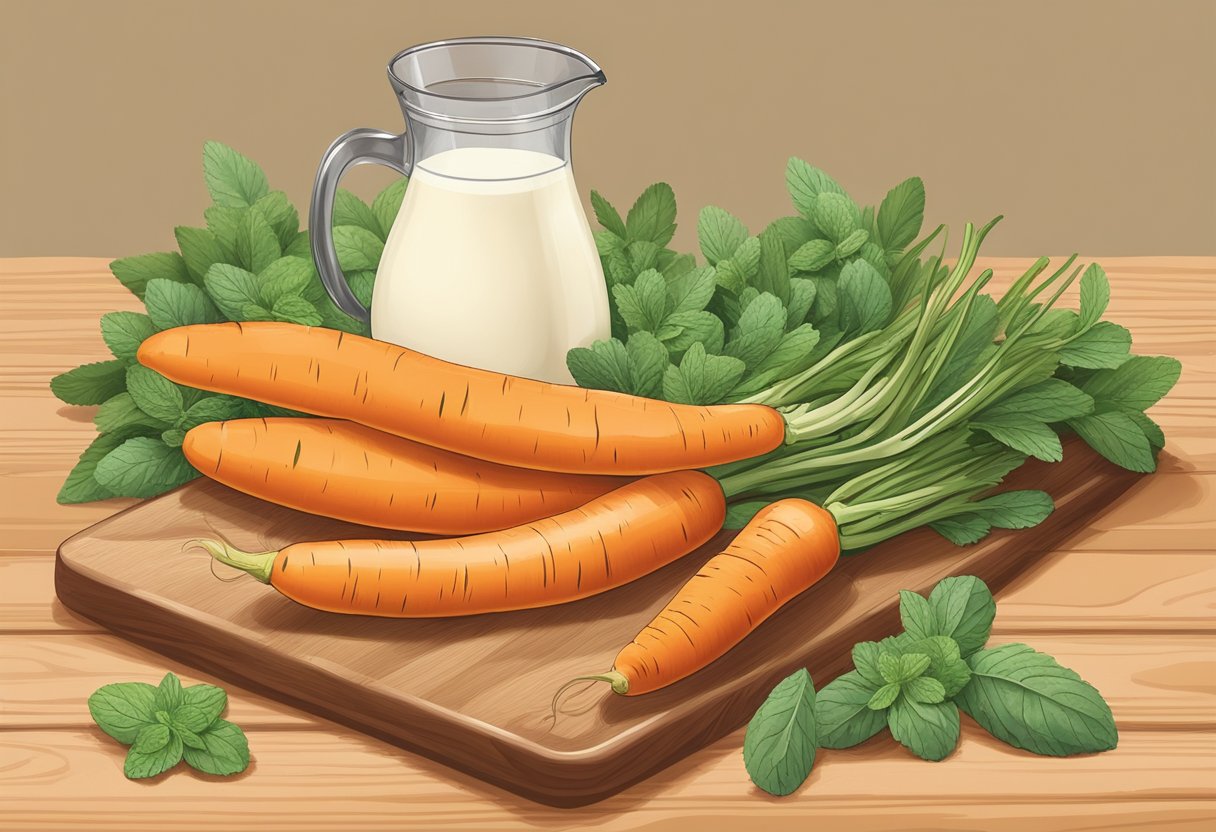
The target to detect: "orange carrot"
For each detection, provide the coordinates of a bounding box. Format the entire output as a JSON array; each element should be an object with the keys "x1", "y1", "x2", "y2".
[
  {"x1": 138, "y1": 322, "x2": 785, "y2": 475},
  {"x1": 184, "y1": 418, "x2": 630, "y2": 534},
  {"x1": 193, "y1": 471, "x2": 726, "y2": 617},
  {"x1": 570, "y1": 499, "x2": 839, "y2": 696}
]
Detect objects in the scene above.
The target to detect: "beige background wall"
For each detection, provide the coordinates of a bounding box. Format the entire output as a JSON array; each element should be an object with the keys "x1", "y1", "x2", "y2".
[{"x1": 1, "y1": 0, "x2": 1212, "y2": 258}]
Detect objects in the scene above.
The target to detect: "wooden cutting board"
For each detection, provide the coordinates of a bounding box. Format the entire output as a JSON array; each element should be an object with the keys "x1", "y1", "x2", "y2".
[{"x1": 54, "y1": 439, "x2": 1142, "y2": 806}]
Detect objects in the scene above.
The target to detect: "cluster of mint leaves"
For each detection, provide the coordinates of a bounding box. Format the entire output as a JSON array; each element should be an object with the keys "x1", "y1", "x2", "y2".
[
  {"x1": 51, "y1": 142, "x2": 406, "y2": 504},
  {"x1": 743, "y1": 576, "x2": 1117, "y2": 796},
  {"x1": 568, "y1": 162, "x2": 925, "y2": 404},
  {"x1": 88, "y1": 672, "x2": 249, "y2": 779}
]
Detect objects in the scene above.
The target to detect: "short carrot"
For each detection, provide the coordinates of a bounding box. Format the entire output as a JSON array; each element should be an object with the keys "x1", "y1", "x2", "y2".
[
  {"x1": 192, "y1": 470, "x2": 726, "y2": 617},
  {"x1": 569, "y1": 499, "x2": 840, "y2": 696},
  {"x1": 138, "y1": 322, "x2": 786, "y2": 475},
  {"x1": 183, "y1": 418, "x2": 629, "y2": 534}
]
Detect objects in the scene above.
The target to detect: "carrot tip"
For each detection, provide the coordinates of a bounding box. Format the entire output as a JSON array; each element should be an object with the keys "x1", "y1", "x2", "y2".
[{"x1": 188, "y1": 538, "x2": 276, "y2": 584}]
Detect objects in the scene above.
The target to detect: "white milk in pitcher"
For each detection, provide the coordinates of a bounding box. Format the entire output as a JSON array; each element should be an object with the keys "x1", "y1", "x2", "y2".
[{"x1": 371, "y1": 147, "x2": 609, "y2": 384}]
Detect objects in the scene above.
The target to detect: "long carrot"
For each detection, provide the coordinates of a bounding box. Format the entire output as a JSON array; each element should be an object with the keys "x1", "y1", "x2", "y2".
[
  {"x1": 566, "y1": 499, "x2": 839, "y2": 696},
  {"x1": 192, "y1": 470, "x2": 726, "y2": 617},
  {"x1": 184, "y1": 417, "x2": 629, "y2": 534},
  {"x1": 138, "y1": 322, "x2": 785, "y2": 475}
]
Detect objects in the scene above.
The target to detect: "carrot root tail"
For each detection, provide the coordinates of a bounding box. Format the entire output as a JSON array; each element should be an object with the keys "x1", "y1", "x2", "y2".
[{"x1": 188, "y1": 538, "x2": 276, "y2": 584}]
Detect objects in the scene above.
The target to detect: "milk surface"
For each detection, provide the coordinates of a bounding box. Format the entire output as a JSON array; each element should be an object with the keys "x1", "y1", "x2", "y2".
[{"x1": 372, "y1": 147, "x2": 609, "y2": 384}]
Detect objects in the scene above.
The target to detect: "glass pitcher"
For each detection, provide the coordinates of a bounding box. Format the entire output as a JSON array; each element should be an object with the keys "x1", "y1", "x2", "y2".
[{"x1": 309, "y1": 37, "x2": 609, "y2": 384}]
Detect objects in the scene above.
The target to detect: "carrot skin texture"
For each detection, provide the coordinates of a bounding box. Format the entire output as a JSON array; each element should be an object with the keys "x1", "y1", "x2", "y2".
[
  {"x1": 184, "y1": 418, "x2": 629, "y2": 534},
  {"x1": 613, "y1": 499, "x2": 840, "y2": 695},
  {"x1": 138, "y1": 322, "x2": 785, "y2": 475},
  {"x1": 261, "y1": 471, "x2": 726, "y2": 617}
]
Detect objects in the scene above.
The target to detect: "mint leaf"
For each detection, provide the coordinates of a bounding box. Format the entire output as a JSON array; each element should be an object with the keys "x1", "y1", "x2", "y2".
[
  {"x1": 88, "y1": 682, "x2": 158, "y2": 743},
  {"x1": 786, "y1": 158, "x2": 847, "y2": 218},
  {"x1": 333, "y1": 225, "x2": 385, "y2": 271},
  {"x1": 1068, "y1": 410, "x2": 1157, "y2": 472},
  {"x1": 931, "y1": 514, "x2": 992, "y2": 546},
  {"x1": 724, "y1": 293, "x2": 786, "y2": 371},
  {"x1": 203, "y1": 204, "x2": 244, "y2": 261},
  {"x1": 625, "y1": 331, "x2": 668, "y2": 398},
  {"x1": 590, "y1": 190, "x2": 627, "y2": 238},
  {"x1": 126, "y1": 365, "x2": 185, "y2": 423},
  {"x1": 371, "y1": 178, "x2": 408, "y2": 241},
  {"x1": 567, "y1": 338, "x2": 632, "y2": 393},
  {"x1": 896, "y1": 653, "x2": 931, "y2": 682},
  {"x1": 284, "y1": 230, "x2": 312, "y2": 259},
  {"x1": 785, "y1": 278, "x2": 817, "y2": 327},
  {"x1": 347, "y1": 271, "x2": 376, "y2": 308},
  {"x1": 876, "y1": 176, "x2": 926, "y2": 252},
  {"x1": 179, "y1": 396, "x2": 247, "y2": 431},
  {"x1": 236, "y1": 209, "x2": 281, "y2": 274},
  {"x1": 834, "y1": 228, "x2": 869, "y2": 260},
  {"x1": 252, "y1": 191, "x2": 301, "y2": 249},
  {"x1": 852, "y1": 641, "x2": 885, "y2": 687},
  {"x1": 838, "y1": 259, "x2": 892, "y2": 334},
  {"x1": 132, "y1": 723, "x2": 171, "y2": 754},
  {"x1": 980, "y1": 379, "x2": 1094, "y2": 423},
  {"x1": 174, "y1": 226, "x2": 227, "y2": 286},
  {"x1": 899, "y1": 590, "x2": 936, "y2": 641},
  {"x1": 1129, "y1": 410, "x2": 1166, "y2": 450},
  {"x1": 1059, "y1": 321, "x2": 1132, "y2": 369},
  {"x1": 58, "y1": 431, "x2": 135, "y2": 504},
  {"x1": 957, "y1": 643, "x2": 1117, "y2": 756},
  {"x1": 272, "y1": 295, "x2": 323, "y2": 326},
  {"x1": 203, "y1": 141, "x2": 269, "y2": 208},
  {"x1": 175, "y1": 725, "x2": 207, "y2": 751},
  {"x1": 743, "y1": 668, "x2": 816, "y2": 797},
  {"x1": 1077, "y1": 263, "x2": 1110, "y2": 331},
  {"x1": 888, "y1": 697, "x2": 959, "y2": 761},
  {"x1": 698, "y1": 206, "x2": 748, "y2": 264},
  {"x1": 100, "y1": 311, "x2": 157, "y2": 361},
  {"x1": 162, "y1": 428, "x2": 186, "y2": 447},
  {"x1": 904, "y1": 635, "x2": 972, "y2": 696},
  {"x1": 1079, "y1": 355, "x2": 1182, "y2": 414},
  {"x1": 971, "y1": 490, "x2": 1054, "y2": 529},
  {"x1": 95, "y1": 393, "x2": 171, "y2": 433},
  {"x1": 753, "y1": 228, "x2": 791, "y2": 303},
  {"x1": 766, "y1": 215, "x2": 818, "y2": 251},
  {"x1": 171, "y1": 704, "x2": 213, "y2": 734},
  {"x1": 927, "y1": 576, "x2": 995, "y2": 657},
  {"x1": 259, "y1": 257, "x2": 314, "y2": 304},
  {"x1": 903, "y1": 676, "x2": 947, "y2": 704},
  {"x1": 788, "y1": 239, "x2": 835, "y2": 273},
  {"x1": 971, "y1": 415, "x2": 1063, "y2": 462},
  {"x1": 333, "y1": 189, "x2": 382, "y2": 238},
  {"x1": 613, "y1": 269, "x2": 669, "y2": 331},
  {"x1": 662, "y1": 342, "x2": 746, "y2": 405},
  {"x1": 812, "y1": 193, "x2": 859, "y2": 243},
  {"x1": 94, "y1": 437, "x2": 197, "y2": 498},
  {"x1": 625, "y1": 183, "x2": 677, "y2": 247},
  {"x1": 204, "y1": 263, "x2": 262, "y2": 320},
  {"x1": 815, "y1": 670, "x2": 887, "y2": 748},
  {"x1": 867, "y1": 683, "x2": 900, "y2": 710},
  {"x1": 667, "y1": 266, "x2": 717, "y2": 315},
  {"x1": 125, "y1": 731, "x2": 184, "y2": 779},
  {"x1": 182, "y1": 718, "x2": 250, "y2": 777},
  {"x1": 154, "y1": 672, "x2": 185, "y2": 712},
  {"x1": 109, "y1": 252, "x2": 191, "y2": 300},
  {"x1": 145, "y1": 279, "x2": 223, "y2": 328},
  {"x1": 51, "y1": 360, "x2": 127, "y2": 405}
]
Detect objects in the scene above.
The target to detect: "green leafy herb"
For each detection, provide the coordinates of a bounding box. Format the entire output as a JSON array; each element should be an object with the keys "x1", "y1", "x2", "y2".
[
  {"x1": 88, "y1": 672, "x2": 250, "y2": 779},
  {"x1": 743, "y1": 668, "x2": 817, "y2": 796},
  {"x1": 887, "y1": 697, "x2": 960, "y2": 761}
]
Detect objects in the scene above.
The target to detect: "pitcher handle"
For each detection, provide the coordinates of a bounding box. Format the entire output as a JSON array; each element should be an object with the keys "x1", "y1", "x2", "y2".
[{"x1": 309, "y1": 128, "x2": 411, "y2": 322}]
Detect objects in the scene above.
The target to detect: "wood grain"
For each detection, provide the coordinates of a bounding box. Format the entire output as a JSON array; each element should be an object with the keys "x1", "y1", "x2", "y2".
[{"x1": 54, "y1": 440, "x2": 1142, "y2": 805}]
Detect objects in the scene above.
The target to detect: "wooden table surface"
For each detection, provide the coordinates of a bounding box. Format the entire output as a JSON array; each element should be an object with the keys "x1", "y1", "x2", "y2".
[{"x1": 1, "y1": 256, "x2": 1213, "y2": 830}]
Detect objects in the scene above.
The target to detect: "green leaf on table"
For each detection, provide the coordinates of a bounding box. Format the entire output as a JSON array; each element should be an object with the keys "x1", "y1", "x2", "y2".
[
  {"x1": 88, "y1": 682, "x2": 158, "y2": 743},
  {"x1": 333, "y1": 225, "x2": 385, "y2": 272},
  {"x1": 666, "y1": 266, "x2": 717, "y2": 315},
  {"x1": 903, "y1": 676, "x2": 947, "y2": 704},
  {"x1": 815, "y1": 670, "x2": 887, "y2": 748},
  {"x1": 927, "y1": 576, "x2": 995, "y2": 657},
  {"x1": 252, "y1": 191, "x2": 301, "y2": 249},
  {"x1": 95, "y1": 393, "x2": 171, "y2": 434},
  {"x1": 743, "y1": 668, "x2": 817, "y2": 797},
  {"x1": 1068, "y1": 410, "x2": 1157, "y2": 472},
  {"x1": 662, "y1": 342, "x2": 746, "y2": 405},
  {"x1": 1060, "y1": 321, "x2": 1132, "y2": 369},
  {"x1": 182, "y1": 719, "x2": 250, "y2": 777},
  {"x1": 58, "y1": 431, "x2": 138, "y2": 504},
  {"x1": 852, "y1": 641, "x2": 885, "y2": 688},
  {"x1": 1077, "y1": 263, "x2": 1110, "y2": 331},
  {"x1": 203, "y1": 141, "x2": 269, "y2": 208},
  {"x1": 132, "y1": 723, "x2": 171, "y2": 754},
  {"x1": 100, "y1": 311, "x2": 156, "y2": 361},
  {"x1": 838, "y1": 259, "x2": 892, "y2": 335},
  {"x1": 144, "y1": 279, "x2": 223, "y2": 329},
  {"x1": 94, "y1": 437, "x2": 198, "y2": 498},
  {"x1": 174, "y1": 226, "x2": 228, "y2": 286},
  {"x1": 867, "y1": 682, "x2": 900, "y2": 711},
  {"x1": 109, "y1": 252, "x2": 191, "y2": 300},
  {"x1": 614, "y1": 269, "x2": 669, "y2": 332},
  {"x1": 971, "y1": 490, "x2": 1054, "y2": 529},
  {"x1": 174, "y1": 725, "x2": 207, "y2": 751},
  {"x1": 204, "y1": 263, "x2": 262, "y2": 320},
  {"x1": 51, "y1": 359, "x2": 127, "y2": 405},
  {"x1": 786, "y1": 158, "x2": 848, "y2": 218},
  {"x1": 899, "y1": 590, "x2": 937, "y2": 641},
  {"x1": 887, "y1": 697, "x2": 959, "y2": 761},
  {"x1": 1128, "y1": 410, "x2": 1166, "y2": 450},
  {"x1": 625, "y1": 183, "x2": 677, "y2": 247},
  {"x1": 956, "y1": 643, "x2": 1118, "y2": 755},
  {"x1": 903, "y1": 635, "x2": 972, "y2": 696},
  {"x1": 1079, "y1": 355, "x2": 1183, "y2": 414},
  {"x1": 333, "y1": 189, "x2": 382, "y2": 238},
  {"x1": 154, "y1": 672, "x2": 184, "y2": 712},
  {"x1": 124, "y1": 732, "x2": 184, "y2": 779},
  {"x1": 970, "y1": 415, "x2": 1063, "y2": 462},
  {"x1": 876, "y1": 176, "x2": 925, "y2": 252},
  {"x1": 171, "y1": 704, "x2": 214, "y2": 734},
  {"x1": 982, "y1": 379, "x2": 1094, "y2": 423},
  {"x1": 126, "y1": 365, "x2": 185, "y2": 422},
  {"x1": 698, "y1": 206, "x2": 748, "y2": 264},
  {"x1": 235, "y1": 209, "x2": 281, "y2": 274},
  {"x1": 590, "y1": 190, "x2": 627, "y2": 239},
  {"x1": 371, "y1": 178, "x2": 408, "y2": 241},
  {"x1": 930, "y1": 514, "x2": 992, "y2": 546}
]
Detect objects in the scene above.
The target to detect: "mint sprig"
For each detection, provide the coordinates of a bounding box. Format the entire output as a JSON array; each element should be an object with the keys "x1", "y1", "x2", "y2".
[
  {"x1": 746, "y1": 575, "x2": 1117, "y2": 796},
  {"x1": 89, "y1": 672, "x2": 250, "y2": 779}
]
